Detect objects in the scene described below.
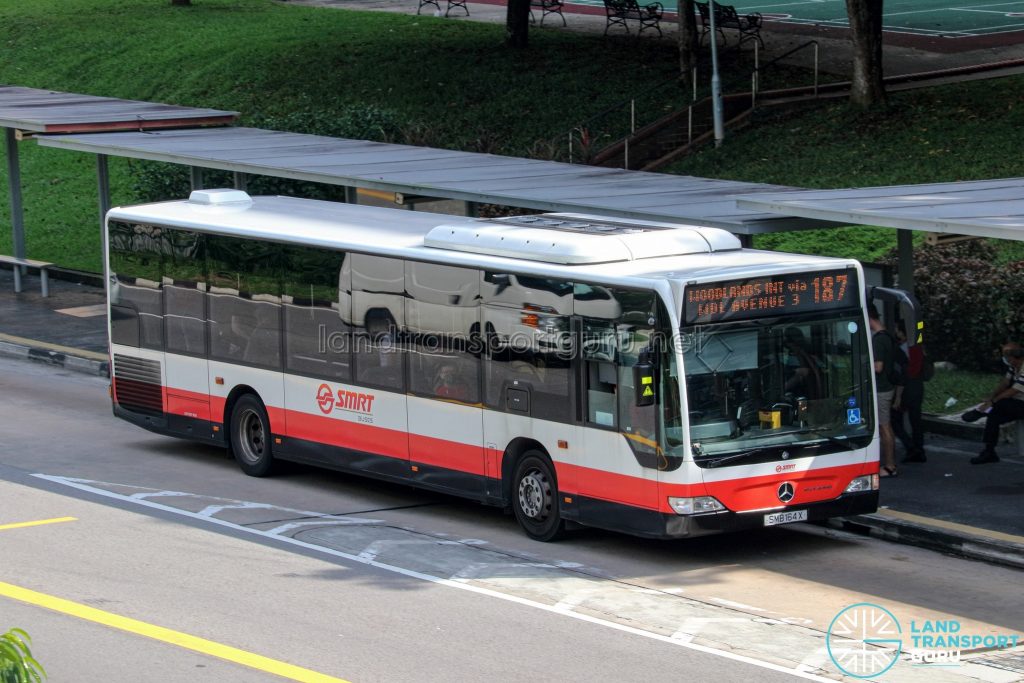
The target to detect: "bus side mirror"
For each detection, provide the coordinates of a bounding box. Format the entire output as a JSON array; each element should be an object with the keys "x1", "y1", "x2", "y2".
[{"x1": 634, "y1": 361, "x2": 656, "y2": 407}]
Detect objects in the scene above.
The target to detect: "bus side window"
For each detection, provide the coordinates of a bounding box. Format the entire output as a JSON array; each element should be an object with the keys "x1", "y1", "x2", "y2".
[
  {"x1": 163, "y1": 229, "x2": 207, "y2": 357},
  {"x1": 405, "y1": 262, "x2": 480, "y2": 403},
  {"x1": 352, "y1": 254, "x2": 406, "y2": 390},
  {"x1": 282, "y1": 246, "x2": 351, "y2": 381},
  {"x1": 207, "y1": 235, "x2": 282, "y2": 369},
  {"x1": 482, "y1": 272, "x2": 572, "y2": 423},
  {"x1": 109, "y1": 221, "x2": 163, "y2": 351}
]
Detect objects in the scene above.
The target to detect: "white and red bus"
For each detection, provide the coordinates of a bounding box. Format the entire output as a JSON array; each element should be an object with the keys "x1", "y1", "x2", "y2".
[{"x1": 106, "y1": 189, "x2": 883, "y2": 541}]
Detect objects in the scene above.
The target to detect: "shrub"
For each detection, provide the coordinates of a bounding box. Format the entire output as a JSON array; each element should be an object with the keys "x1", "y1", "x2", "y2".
[
  {"x1": 0, "y1": 629, "x2": 45, "y2": 683},
  {"x1": 891, "y1": 241, "x2": 1024, "y2": 371}
]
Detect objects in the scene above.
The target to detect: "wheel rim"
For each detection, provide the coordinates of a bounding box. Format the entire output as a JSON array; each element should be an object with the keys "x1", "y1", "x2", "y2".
[
  {"x1": 236, "y1": 408, "x2": 266, "y2": 465},
  {"x1": 518, "y1": 468, "x2": 551, "y2": 521}
]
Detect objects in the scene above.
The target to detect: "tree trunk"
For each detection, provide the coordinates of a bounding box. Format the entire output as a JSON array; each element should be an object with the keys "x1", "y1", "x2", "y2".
[
  {"x1": 845, "y1": 0, "x2": 885, "y2": 108},
  {"x1": 506, "y1": 0, "x2": 531, "y2": 48},
  {"x1": 677, "y1": 0, "x2": 698, "y2": 83},
  {"x1": 171, "y1": 0, "x2": 192, "y2": 5}
]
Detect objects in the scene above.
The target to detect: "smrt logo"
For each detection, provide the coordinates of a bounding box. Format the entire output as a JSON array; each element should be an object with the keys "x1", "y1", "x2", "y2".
[
  {"x1": 776, "y1": 463, "x2": 796, "y2": 473},
  {"x1": 316, "y1": 383, "x2": 375, "y2": 415}
]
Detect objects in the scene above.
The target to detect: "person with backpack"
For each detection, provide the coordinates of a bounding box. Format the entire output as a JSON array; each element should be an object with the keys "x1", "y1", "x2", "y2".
[
  {"x1": 892, "y1": 324, "x2": 929, "y2": 463},
  {"x1": 868, "y1": 306, "x2": 898, "y2": 477}
]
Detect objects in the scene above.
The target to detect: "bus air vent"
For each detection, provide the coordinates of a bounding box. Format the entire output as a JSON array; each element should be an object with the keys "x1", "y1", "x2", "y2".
[
  {"x1": 424, "y1": 214, "x2": 740, "y2": 265},
  {"x1": 113, "y1": 355, "x2": 164, "y2": 416}
]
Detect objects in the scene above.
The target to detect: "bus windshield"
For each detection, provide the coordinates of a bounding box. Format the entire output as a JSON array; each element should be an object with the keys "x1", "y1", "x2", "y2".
[{"x1": 681, "y1": 311, "x2": 873, "y2": 456}]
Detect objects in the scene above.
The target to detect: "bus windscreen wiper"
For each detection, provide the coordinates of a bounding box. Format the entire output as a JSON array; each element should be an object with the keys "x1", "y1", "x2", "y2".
[{"x1": 702, "y1": 447, "x2": 776, "y2": 468}]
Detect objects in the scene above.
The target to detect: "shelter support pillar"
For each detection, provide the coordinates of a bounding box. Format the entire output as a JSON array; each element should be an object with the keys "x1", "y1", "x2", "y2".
[
  {"x1": 233, "y1": 172, "x2": 248, "y2": 191},
  {"x1": 465, "y1": 201, "x2": 479, "y2": 218},
  {"x1": 5, "y1": 127, "x2": 26, "y2": 263},
  {"x1": 737, "y1": 234, "x2": 752, "y2": 248},
  {"x1": 190, "y1": 167, "x2": 204, "y2": 191},
  {"x1": 344, "y1": 186, "x2": 358, "y2": 204},
  {"x1": 897, "y1": 229, "x2": 915, "y2": 295},
  {"x1": 97, "y1": 154, "x2": 111, "y2": 279}
]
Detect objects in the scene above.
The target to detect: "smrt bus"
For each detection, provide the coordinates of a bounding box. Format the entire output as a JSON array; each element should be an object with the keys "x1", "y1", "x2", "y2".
[{"x1": 107, "y1": 189, "x2": 886, "y2": 541}]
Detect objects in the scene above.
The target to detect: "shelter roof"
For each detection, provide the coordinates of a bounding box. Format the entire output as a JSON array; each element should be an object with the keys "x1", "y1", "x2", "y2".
[
  {"x1": 735, "y1": 178, "x2": 1024, "y2": 239},
  {"x1": 0, "y1": 85, "x2": 237, "y2": 133},
  {"x1": 36, "y1": 126, "x2": 832, "y2": 235}
]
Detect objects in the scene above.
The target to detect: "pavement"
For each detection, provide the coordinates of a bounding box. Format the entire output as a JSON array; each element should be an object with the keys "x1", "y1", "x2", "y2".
[{"x1": 2, "y1": 264, "x2": 1021, "y2": 570}]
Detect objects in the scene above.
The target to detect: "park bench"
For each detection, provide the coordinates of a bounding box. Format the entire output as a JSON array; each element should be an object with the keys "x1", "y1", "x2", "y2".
[
  {"x1": 696, "y1": 1, "x2": 763, "y2": 49},
  {"x1": 416, "y1": 0, "x2": 468, "y2": 17},
  {"x1": 603, "y1": 0, "x2": 664, "y2": 37},
  {"x1": 0, "y1": 255, "x2": 54, "y2": 297},
  {"x1": 530, "y1": 0, "x2": 566, "y2": 26}
]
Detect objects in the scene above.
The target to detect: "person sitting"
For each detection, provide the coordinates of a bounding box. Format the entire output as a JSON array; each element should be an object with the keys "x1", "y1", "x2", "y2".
[
  {"x1": 962, "y1": 342, "x2": 1024, "y2": 464},
  {"x1": 433, "y1": 363, "x2": 471, "y2": 401}
]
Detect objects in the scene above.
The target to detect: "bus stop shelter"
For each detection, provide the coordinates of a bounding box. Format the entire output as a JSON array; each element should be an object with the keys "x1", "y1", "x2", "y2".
[
  {"x1": 0, "y1": 85, "x2": 237, "y2": 267},
  {"x1": 736, "y1": 178, "x2": 1024, "y2": 293},
  {"x1": 33, "y1": 126, "x2": 838, "y2": 238}
]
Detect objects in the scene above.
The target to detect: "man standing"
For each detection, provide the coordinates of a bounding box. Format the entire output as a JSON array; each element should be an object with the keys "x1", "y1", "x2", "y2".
[
  {"x1": 868, "y1": 306, "x2": 898, "y2": 477},
  {"x1": 964, "y1": 342, "x2": 1024, "y2": 464}
]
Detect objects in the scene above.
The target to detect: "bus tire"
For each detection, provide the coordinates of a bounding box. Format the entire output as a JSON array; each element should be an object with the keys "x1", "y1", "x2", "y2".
[
  {"x1": 229, "y1": 394, "x2": 276, "y2": 477},
  {"x1": 512, "y1": 451, "x2": 566, "y2": 542}
]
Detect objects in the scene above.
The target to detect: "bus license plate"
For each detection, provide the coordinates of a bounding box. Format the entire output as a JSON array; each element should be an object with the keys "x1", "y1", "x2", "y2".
[{"x1": 764, "y1": 510, "x2": 808, "y2": 526}]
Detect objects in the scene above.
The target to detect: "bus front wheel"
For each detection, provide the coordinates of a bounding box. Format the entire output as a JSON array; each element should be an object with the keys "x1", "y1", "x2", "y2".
[
  {"x1": 230, "y1": 394, "x2": 275, "y2": 477},
  {"x1": 512, "y1": 452, "x2": 566, "y2": 542}
]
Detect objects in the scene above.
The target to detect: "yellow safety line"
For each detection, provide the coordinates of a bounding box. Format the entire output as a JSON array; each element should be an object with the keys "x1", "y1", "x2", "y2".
[
  {"x1": 0, "y1": 581, "x2": 351, "y2": 683},
  {"x1": 879, "y1": 509, "x2": 1024, "y2": 545},
  {"x1": 0, "y1": 517, "x2": 77, "y2": 532},
  {"x1": 0, "y1": 332, "x2": 108, "y2": 362}
]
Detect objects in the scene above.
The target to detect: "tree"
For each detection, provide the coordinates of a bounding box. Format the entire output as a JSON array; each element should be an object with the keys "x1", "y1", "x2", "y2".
[
  {"x1": 677, "y1": 0, "x2": 698, "y2": 82},
  {"x1": 845, "y1": 0, "x2": 885, "y2": 108},
  {"x1": 506, "y1": 0, "x2": 531, "y2": 48}
]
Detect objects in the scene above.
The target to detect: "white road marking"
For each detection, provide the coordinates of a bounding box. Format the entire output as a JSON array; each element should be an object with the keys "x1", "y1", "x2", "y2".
[
  {"x1": 34, "y1": 474, "x2": 838, "y2": 682},
  {"x1": 711, "y1": 597, "x2": 767, "y2": 611}
]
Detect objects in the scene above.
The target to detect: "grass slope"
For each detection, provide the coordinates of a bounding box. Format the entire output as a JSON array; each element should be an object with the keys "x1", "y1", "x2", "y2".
[{"x1": 2, "y1": 0, "x2": 1024, "y2": 272}]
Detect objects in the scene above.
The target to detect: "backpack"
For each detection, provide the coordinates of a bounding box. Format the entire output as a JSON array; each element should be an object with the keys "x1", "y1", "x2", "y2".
[{"x1": 889, "y1": 338, "x2": 909, "y2": 386}]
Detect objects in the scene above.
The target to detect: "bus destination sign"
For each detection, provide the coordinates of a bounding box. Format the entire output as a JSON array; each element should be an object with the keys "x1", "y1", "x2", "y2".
[{"x1": 684, "y1": 269, "x2": 859, "y2": 324}]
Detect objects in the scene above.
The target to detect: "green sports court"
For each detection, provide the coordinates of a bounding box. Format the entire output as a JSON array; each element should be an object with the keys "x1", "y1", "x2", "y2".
[{"x1": 564, "y1": 0, "x2": 1024, "y2": 42}]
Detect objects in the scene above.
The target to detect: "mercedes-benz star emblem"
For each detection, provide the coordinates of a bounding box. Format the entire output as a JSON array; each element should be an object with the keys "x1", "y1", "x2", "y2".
[{"x1": 777, "y1": 482, "x2": 795, "y2": 503}]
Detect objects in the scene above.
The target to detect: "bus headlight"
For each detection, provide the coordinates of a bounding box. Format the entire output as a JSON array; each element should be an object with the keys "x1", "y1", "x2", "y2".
[
  {"x1": 668, "y1": 496, "x2": 725, "y2": 515},
  {"x1": 844, "y1": 474, "x2": 879, "y2": 493}
]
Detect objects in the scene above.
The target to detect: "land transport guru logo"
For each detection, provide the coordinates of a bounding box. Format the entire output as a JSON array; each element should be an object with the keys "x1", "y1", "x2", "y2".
[
  {"x1": 827, "y1": 602, "x2": 1021, "y2": 678},
  {"x1": 316, "y1": 383, "x2": 375, "y2": 416}
]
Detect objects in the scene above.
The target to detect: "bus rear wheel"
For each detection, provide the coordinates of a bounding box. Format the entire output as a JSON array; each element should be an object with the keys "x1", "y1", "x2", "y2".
[
  {"x1": 512, "y1": 452, "x2": 565, "y2": 542},
  {"x1": 230, "y1": 394, "x2": 275, "y2": 477}
]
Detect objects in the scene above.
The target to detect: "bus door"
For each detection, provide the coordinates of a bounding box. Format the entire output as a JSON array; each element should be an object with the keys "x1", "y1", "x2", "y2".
[{"x1": 577, "y1": 291, "x2": 661, "y2": 526}]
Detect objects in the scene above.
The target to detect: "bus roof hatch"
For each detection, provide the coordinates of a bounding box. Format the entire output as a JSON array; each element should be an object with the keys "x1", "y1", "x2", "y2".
[{"x1": 424, "y1": 215, "x2": 740, "y2": 265}]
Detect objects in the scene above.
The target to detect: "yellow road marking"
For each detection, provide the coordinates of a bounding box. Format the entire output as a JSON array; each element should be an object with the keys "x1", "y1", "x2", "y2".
[
  {"x1": 0, "y1": 517, "x2": 77, "y2": 532},
  {"x1": 880, "y1": 509, "x2": 1024, "y2": 545},
  {"x1": 0, "y1": 581, "x2": 351, "y2": 683},
  {"x1": 0, "y1": 332, "x2": 108, "y2": 362}
]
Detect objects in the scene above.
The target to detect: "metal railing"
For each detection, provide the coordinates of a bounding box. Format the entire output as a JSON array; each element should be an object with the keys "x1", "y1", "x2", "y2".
[{"x1": 558, "y1": 40, "x2": 821, "y2": 167}]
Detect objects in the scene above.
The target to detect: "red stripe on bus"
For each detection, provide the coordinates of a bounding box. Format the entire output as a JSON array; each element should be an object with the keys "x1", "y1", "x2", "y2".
[
  {"x1": 556, "y1": 463, "x2": 663, "y2": 510},
  {"x1": 698, "y1": 462, "x2": 875, "y2": 513},
  {"x1": 410, "y1": 434, "x2": 486, "y2": 477},
  {"x1": 285, "y1": 411, "x2": 408, "y2": 460}
]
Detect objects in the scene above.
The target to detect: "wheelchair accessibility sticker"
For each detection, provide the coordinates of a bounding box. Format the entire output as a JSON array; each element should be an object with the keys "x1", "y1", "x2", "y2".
[{"x1": 847, "y1": 408, "x2": 861, "y2": 425}]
